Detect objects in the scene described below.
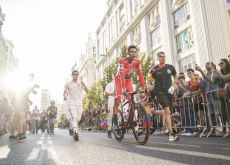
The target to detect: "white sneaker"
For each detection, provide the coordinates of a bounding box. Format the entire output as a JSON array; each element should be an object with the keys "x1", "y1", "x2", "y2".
[{"x1": 169, "y1": 134, "x2": 180, "y2": 142}]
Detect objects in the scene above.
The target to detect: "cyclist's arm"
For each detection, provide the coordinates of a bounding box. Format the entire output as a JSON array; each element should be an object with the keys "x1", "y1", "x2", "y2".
[
  {"x1": 118, "y1": 62, "x2": 127, "y2": 92},
  {"x1": 137, "y1": 61, "x2": 145, "y2": 89}
]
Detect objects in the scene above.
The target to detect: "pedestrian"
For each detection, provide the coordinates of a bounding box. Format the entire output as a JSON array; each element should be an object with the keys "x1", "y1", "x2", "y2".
[
  {"x1": 147, "y1": 51, "x2": 179, "y2": 141},
  {"x1": 9, "y1": 73, "x2": 39, "y2": 140},
  {"x1": 32, "y1": 106, "x2": 40, "y2": 134},
  {"x1": 64, "y1": 70, "x2": 88, "y2": 141},
  {"x1": 46, "y1": 101, "x2": 57, "y2": 133},
  {"x1": 104, "y1": 79, "x2": 115, "y2": 138}
]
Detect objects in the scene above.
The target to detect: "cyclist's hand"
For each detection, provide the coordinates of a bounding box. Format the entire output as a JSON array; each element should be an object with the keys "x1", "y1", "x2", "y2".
[{"x1": 122, "y1": 88, "x2": 127, "y2": 96}]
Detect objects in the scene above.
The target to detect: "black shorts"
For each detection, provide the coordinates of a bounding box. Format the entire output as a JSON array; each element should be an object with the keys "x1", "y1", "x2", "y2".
[{"x1": 155, "y1": 91, "x2": 173, "y2": 109}]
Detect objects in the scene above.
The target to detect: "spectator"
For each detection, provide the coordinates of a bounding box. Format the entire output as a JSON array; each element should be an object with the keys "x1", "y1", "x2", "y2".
[
  {"x1": 32, "y1": 106, "x2": 40, "y2": 134},
  {"x1": 212, "y1": 59, "x2": 230, "y2": 136},
  {"x1": 47, "y1": 101, "x2": 57, "y2": 134},
  {"x1": 40, "y1": 110, "x2": 47, "y2": 133},
  {"x1": 185, "y1": 68, "x2": 206, "y2": 127},
  {"x1": 196, "y1": 62, "x2": 221, "y2": 133}
]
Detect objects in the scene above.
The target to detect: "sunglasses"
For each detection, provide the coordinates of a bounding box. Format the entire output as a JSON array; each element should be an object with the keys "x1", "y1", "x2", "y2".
[
  {"x1": 72, "y1": 73, "x2": 79, "y2": 76},
  {"x1": 219, "y1": 62, "x2": 224, "y2": 66},
  {"x1": 159, "y1": 55, "x2": 165, "y2": 58}
]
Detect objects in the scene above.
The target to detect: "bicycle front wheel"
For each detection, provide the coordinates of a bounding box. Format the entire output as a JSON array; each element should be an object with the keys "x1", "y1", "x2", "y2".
[
  {"x1": 132, "y1": 103, "x2": 149, "y2": 145},
  {"x1": 112, "y1": 111, "x2": 125, "y2": 141}
]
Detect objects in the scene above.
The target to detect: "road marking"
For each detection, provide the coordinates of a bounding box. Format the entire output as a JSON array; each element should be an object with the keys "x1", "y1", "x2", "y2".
[
  {"x1": 47, "y1": 147, "x2": 58, "y2": 160},
  {"x1": 136, "y1": 145, "x2": 230, "y2": 161},
  {"x1": 37, "y1": 140, "x2": 43, "y2": 145},
  {"x1": 0, "y1": 145, "x2": 10, "y2": 159},
  {"x1": 150, "y1": 141, "x2": 200, "y2": 148},
  {"x1": 27, "y1": 148, "x2": 40, "y2": 160},
  {"x1": 47, "y1": 136, "x2": 51, "y2": 140},
  {"x1": 40, "y1": 137, "x2": 45, "y2": 140},
  {"x1": 47, "y1": 140, "x2": 53, "y2": 144}
]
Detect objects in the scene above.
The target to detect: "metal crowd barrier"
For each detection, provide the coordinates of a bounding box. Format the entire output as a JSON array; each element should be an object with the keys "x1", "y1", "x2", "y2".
[{"x1": 146, "y1": 89, "x2": 230, "y2": 137}]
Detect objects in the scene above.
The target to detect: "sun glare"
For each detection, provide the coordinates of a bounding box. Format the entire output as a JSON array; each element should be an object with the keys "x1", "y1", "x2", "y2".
[{"x1": 3, "y1": 71, "x2": 29, "y2": 94}]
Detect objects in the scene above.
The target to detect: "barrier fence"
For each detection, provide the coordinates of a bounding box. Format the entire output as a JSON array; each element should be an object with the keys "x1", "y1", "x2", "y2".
[{"x1": 147, "y1": 89, "x2": 230, "y2": 137}]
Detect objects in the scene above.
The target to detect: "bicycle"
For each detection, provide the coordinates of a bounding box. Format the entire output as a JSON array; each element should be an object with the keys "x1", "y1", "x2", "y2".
[{"x1": 112, "y1": 91, "x2": 150, "y2": 145}]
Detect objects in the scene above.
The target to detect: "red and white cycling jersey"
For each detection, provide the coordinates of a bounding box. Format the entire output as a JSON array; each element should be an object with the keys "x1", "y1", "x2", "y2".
[{"x1": 115, "y1": 57, "x2": 145, "y2": 102}]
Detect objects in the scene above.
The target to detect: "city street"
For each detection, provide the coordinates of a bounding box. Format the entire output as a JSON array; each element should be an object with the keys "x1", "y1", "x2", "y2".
[{"x1": 0, "y1": 129, "x2": 229, "y2": 165}]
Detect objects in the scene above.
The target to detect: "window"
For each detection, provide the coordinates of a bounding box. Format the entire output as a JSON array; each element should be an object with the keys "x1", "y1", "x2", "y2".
[
  {"x1": 149, "y1": 5, "x2": 160, "y2": 28},
  {"x1": 174, "y1": 3, "x2": 190, "y2": 29},
  {"x1": 176, "y1": 27, "x2": 194, "y2": 53},
  {"x1": 151, "y1": 27, "x2": 161, "y2": 48},
  {"x1": 179, "y1": 54, "x2": 196, "y2": 72},
  {"x1": 119, "y1": 3, "x2": 125, "y2": 32},
  {"x1": 132, "y1": 24, "x2": 141, "y2": 44}
]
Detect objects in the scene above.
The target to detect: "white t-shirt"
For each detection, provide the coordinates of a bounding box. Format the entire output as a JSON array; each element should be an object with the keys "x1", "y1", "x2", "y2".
[
  {"x1": 105, "y1": 80, "x2": 115, "y2": 109},
  {"x1": 65, "y1": 80, "x2": 84, "y2": 106}
]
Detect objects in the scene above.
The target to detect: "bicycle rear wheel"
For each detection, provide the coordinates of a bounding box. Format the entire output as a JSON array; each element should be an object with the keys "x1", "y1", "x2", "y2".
[
  {"x1": 112, "y1": 111, "x2": 125, "y2": 141},
  {"x1": 132, "y1": 103, "x2": 149, "y2": 145}
]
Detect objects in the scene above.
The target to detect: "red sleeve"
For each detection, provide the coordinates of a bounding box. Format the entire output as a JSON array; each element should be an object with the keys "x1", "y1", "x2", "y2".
[
  {"x1": 118, "y1": 59, "x2": 127, "y2": 89},
  {"x1": 136, "y1": 59, "x2": 145, "y2": 88}
]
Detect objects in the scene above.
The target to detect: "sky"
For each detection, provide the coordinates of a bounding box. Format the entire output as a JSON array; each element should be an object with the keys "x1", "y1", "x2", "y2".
[{"x1": 0, "y1": 0, "x2": 107, "y2": 107}]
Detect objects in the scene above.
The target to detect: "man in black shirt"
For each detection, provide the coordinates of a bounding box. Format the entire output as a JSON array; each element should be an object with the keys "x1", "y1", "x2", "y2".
[{"x1": 147, "y1": 52, "x2": 179, "y2": 141}]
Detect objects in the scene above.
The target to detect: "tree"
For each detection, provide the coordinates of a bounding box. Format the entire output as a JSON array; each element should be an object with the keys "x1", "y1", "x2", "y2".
[
  {"x1": 83, "y1": 45, "x2": 154, "y2": 111},
  {"x1": 59, "y1": 113, "x2": 67, "y2": 123},
  {"x1": 83, "y1": 80, "x2": 105, "y2": 110}
]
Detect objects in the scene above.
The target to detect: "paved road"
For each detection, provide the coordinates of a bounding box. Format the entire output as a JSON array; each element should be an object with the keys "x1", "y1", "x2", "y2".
[{"x1": 0, "y1": 129, "x2": 229, "y2": 165}]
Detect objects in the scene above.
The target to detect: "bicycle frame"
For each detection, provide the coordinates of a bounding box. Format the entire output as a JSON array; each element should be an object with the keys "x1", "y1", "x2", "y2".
[{"x1": 120, "y1": 92, "x2": 137, "y2": 130}]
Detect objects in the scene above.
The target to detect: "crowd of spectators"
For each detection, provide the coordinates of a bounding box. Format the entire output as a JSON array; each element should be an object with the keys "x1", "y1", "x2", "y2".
[{"x1": 151, "y1": 57, "x2": 230, "y2": 137}]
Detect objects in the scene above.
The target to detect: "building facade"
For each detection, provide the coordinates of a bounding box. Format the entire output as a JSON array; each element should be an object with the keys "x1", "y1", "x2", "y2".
[
  {"x1": 78, "y1": 34, "x2": 96, "y2": 88},
  {"x1": 41, "y1": 89, "x2": 51, "y2": 111},
  {"x1": 95, "y1": 0, "x2": 230, "y2": 79},
  {"x1": 0, "y1": 6, "x2": 18, "y2": 88}
]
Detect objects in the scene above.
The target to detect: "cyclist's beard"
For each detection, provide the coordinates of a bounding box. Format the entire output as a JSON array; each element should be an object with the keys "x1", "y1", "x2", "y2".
[{"x1": 127, "y1": 55, "x2": 133, "y2": 63}]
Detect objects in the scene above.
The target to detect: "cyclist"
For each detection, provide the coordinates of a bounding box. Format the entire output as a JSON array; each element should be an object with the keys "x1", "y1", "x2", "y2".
[{"x1": 113, "y1": 45, "x2": 145, "y2": 123}]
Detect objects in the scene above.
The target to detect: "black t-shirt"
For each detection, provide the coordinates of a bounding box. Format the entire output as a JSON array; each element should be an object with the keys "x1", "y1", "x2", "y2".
[{"x1": 149, "y1": 64, "x2": 176, "y2": 94}]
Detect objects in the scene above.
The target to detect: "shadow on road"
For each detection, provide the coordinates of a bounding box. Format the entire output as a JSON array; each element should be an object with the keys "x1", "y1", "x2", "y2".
[
  {"x1": 0, "y1": 133, "x2": 57, "y2": 165},
  {"x1": 93, "y1": 133, "x2": 230, "y2": 165}
]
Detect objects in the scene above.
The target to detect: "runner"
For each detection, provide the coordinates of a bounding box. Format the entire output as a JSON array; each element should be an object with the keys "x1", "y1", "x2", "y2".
[
  {"x1": 64, "y1": 70, "x2": 88, "y2": 141},
  {"x1": 147, "y1": 52, "x2": 179, "y2": 142}
]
